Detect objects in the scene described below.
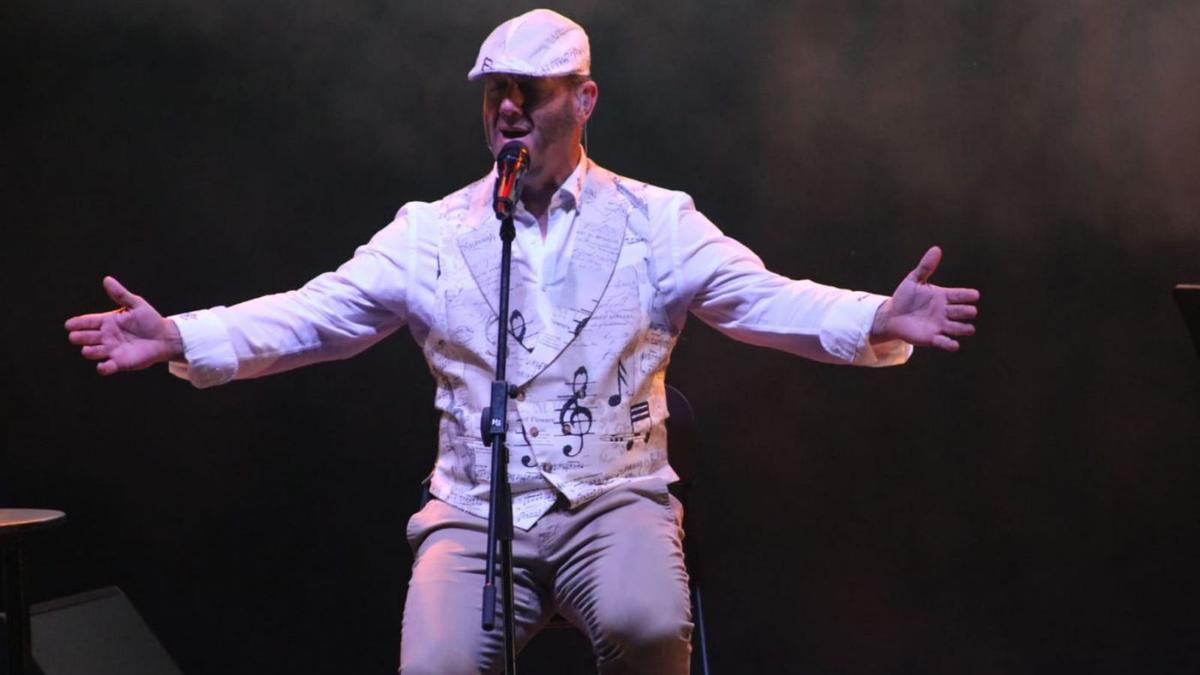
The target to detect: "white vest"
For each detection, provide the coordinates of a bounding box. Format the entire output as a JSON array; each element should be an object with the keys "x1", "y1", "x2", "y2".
[{"x1": 421, "y1": 163, "x2": 678, "y2": 529}]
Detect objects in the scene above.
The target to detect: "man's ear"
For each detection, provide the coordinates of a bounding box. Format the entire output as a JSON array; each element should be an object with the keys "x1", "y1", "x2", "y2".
[{"x1": 576, "y1": 80, "x2": 598, "y2": 123}]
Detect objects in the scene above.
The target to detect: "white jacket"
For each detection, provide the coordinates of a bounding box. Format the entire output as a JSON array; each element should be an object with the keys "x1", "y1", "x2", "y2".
[{"x1": 169, "y1": 156, "x2": 909, "y2": 528}]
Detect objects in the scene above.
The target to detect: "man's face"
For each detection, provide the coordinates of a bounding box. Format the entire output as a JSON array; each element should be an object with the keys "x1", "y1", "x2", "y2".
[{"x1": 482, "y1": 74, "x2": 580, "y2": 180}]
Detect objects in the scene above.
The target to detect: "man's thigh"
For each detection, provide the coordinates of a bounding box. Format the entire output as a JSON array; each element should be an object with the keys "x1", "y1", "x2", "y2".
[
  {"x1": 399, "y1": 499, "x2": 547, "y2": 675},
  {"x1": 550, "y1": 481, "x2": 693, "y2": 673}
]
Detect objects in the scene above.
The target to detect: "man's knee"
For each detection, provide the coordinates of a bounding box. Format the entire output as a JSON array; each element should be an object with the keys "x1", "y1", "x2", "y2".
[
  {"x1": 399, "y1": 645, "x2": 483, "y2": 675},
  {"x1": 591, "y1": 595, "x2": 693, "y2": 664}
]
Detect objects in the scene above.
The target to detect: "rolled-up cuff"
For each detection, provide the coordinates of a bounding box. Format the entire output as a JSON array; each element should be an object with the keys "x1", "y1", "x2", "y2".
[
  {"x1": 819, "y1": 292, "x2": 912, "y2": 367},
  {"x1": 167, "y1": 309, "x2": 238, "y2": 388}
]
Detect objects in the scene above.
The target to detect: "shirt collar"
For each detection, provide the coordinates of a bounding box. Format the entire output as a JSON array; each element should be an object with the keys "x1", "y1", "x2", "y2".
[
  {"x1": 489, "y1": 146, "x2": 589, "y2": 220},
  {"x1": 552, "y1": 147, "x2": 588, "y2": 214}
]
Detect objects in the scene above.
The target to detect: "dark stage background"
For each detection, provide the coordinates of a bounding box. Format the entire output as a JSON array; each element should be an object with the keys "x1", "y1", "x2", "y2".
[{"x1": 4, "y1": 1, "x2": 1199, "y2": 673}]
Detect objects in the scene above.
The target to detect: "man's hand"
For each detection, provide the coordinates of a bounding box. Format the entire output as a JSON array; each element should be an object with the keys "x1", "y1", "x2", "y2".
[
  {"x1": 871, "y1": 246, "x2": 980, "y2": 351},
  {"x1": 65, "y1": 276, "x2": 184, "y2": 375}
]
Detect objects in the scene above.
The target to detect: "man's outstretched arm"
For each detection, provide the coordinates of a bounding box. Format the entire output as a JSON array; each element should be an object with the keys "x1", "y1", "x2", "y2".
[
  {"x1": 63, "y1": 206, "x2": 424, "y2": 386},
  {"x1": 65, "y1": 276, "x2": 183, "y2": 375},
  {"x1": 869, "y1": 246, "x2": 980, "y2": 351},
  {"x1": 663, "y1": 192, "x2": 979, "y2": 365}
]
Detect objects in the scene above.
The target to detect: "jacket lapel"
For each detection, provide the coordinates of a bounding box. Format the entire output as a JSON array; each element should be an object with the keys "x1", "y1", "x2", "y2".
[
  {"x1": 513, "y1": 165, "x2": 627, "y2": 386},
  {"x1": 455, "y1": 177, "x2": 505, "y2": 319},
  {"x1": 454, "y1": 164, "x2": 629, "y2": 387}
]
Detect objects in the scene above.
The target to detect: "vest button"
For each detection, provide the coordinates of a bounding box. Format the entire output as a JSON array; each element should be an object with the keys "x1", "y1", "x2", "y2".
[
  {"x1": 561, "y1": 422, "x2": 572, "y2": 434},
  {"x1": 541, "y1": 463, "x2": 553, "y2": 473},
  {"x1": 515, "y1": 391, "x2": 526, "y2": 402},
  {"x1": 529, "y1": 426, "x2": 539, "y2": 438}
]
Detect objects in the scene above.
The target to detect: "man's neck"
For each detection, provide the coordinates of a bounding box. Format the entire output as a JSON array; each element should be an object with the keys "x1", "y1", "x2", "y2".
[{"x1": 519, "y1": 145, "x2": 581, "y2": 222}]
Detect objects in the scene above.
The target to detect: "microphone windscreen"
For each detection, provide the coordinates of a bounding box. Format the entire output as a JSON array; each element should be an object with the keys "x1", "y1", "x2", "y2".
[{"x1": 496, "y1": 141, "x2": 529, "y2": 166}]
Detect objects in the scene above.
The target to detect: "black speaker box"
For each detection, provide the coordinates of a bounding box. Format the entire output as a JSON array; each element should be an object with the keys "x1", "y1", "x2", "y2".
[{"x1": 1, "y1": 586, "x2": 182, "y2": 675}]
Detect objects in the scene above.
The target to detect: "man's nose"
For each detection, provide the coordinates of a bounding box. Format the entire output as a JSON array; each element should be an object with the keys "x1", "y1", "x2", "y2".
[{"x1": 498, "y1": 87, "x2": 524, "y2": 116}]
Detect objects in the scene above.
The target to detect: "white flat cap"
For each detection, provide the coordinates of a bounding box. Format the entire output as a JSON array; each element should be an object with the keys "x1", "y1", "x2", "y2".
[{"x1": 467, "y1": 9, "x2": 591, "y2": 81}]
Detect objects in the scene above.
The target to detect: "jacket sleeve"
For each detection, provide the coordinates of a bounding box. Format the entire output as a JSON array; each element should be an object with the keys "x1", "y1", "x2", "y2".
[
  {"x1": 654, "y1": 191, "x2": 910, "y2": 366},
  {"x1": 167, "y1": 205, "x2": 431, "y2": 388}
]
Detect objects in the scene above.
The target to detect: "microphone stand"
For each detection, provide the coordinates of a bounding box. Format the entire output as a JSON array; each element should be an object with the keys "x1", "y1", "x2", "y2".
[{"x1": 480, "y1": 197, "x2": 519, "y2": 674}]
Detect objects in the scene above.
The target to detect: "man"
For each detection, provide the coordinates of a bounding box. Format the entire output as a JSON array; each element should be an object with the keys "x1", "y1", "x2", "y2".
[{"x1": 65, "y1": 9, "x2": 979, "y2": 674}]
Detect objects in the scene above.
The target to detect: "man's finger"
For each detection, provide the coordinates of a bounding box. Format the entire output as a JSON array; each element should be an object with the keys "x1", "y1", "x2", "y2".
[
  {"x1": 81, "y1": 345, "x2": 109, "y2": 360},
  {"x1": 68, "y1": 330, "x2": 103, "y2": 346},
  {"x1": 97, "y1": 360, "x2": 119, "y2": 376},
  {"x1": 64, "y1": 314, "x2": 105, "y2": 331},
  {"x1": 908, "y1": 246, "x2": 942, "y2": 283},
  {"x1": 943, "y1": 321, "x2": 975, "y2": 337},
  {"x1": 103, "y1": 276, "x2": 143, "y2": 309},
  {"x1": 946, "y1": 305, "x2": 977, "y2": 321},
  {"x1": 930, "y1": 335, "x2": 959, "y2": 351},
  {"x1": 946, "y1": 287, "x2": 980, "y2": 303}
]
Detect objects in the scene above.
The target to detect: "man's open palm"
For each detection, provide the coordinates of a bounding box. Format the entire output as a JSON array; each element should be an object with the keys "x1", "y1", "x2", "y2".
[
  {"x1": 873, "y1": 247, "x2": 980, "y2": 351},
  {"x1": 65, "y1": 277, "x2": 182, "y2": 375}
]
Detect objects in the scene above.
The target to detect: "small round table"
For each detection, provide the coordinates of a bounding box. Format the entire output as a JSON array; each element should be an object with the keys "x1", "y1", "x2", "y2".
[{"x1": 1, "y1": 509, "x2": 65, "y2": 675}]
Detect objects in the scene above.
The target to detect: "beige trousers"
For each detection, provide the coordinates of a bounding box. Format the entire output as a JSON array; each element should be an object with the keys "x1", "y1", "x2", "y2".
[{"x1": 398, "y1": 479, "x2": 693, "y2": 674}]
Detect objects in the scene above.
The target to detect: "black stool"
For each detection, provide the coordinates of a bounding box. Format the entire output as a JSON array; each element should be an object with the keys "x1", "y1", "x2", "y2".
[{"x1": 1, "y1": 509, "x2": 65, "y2": 675}]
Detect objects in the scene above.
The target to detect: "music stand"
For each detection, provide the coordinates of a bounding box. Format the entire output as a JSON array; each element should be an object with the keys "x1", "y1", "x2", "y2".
[{"x1": 1175, "y1": 284, "x2": 1200, "y2": 358}]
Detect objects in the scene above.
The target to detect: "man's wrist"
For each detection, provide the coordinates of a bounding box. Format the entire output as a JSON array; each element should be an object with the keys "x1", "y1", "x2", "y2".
[
  {"x1": 870, "y1": 298, "x2": 893, "y2": 344},
  {"x1": 161, "y1": 318, "x2": 185, "y2": 362}
]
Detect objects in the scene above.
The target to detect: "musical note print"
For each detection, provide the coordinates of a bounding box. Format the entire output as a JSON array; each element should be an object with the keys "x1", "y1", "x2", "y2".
[
  {"x1": 572, "y1": 315, "x2": 590, "y2": 337},
  {"x1": 558, "y1": 366, "x2": 594, "y2": 457},
  {"x1": 629, "y1": 400, "x2": 652, "y2": 443},
  {"x1": 608, "y1": 360, "x2": 628, "y2": 407},
  {"x1": 509, "y1": 309, "x2": 535, "y2": 353}
]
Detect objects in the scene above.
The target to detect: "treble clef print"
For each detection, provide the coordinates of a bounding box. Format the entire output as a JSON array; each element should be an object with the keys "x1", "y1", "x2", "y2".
[
  {"x1": 509, "y1": 309, "x2": 535, "y2": 353},
  {"x1": 558, "y1": 366, "x2": 593, "y2": 457}
]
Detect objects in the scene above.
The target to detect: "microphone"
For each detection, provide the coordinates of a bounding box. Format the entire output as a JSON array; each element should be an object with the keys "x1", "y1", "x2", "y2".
[{"x1": 492, "y1": 141, "x2": 530, "y2": 220}]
